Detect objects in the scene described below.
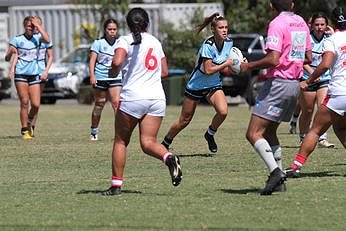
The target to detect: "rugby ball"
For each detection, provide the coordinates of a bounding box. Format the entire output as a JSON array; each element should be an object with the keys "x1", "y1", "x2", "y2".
[{"x1": 228, "y1": 47, "x2": 243, "y2": 74}]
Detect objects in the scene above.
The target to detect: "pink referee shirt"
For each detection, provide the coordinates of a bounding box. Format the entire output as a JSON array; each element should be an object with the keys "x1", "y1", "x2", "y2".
[{"x1": 265, "y1": 12, "x2": 312, "y2": 80}]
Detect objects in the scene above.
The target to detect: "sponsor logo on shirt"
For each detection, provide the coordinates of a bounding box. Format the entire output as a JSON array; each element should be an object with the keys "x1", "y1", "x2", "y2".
[
  {"x1": 267, "y1": 105, "x2": 282, "y2": 117},
  {"x1": 266, "y1": 36, "x2": 279, "y2": 46}
]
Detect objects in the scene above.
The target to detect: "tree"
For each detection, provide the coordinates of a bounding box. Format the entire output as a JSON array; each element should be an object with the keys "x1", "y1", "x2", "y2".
[{"x1": 160, "y1": 8, "x2": 206, "y2": 72}]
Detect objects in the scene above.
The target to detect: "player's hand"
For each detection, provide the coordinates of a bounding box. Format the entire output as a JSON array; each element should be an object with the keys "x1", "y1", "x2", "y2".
[
  {"x1": 40, "y1": 72, "x2": 48, "y2": 81},
  {"x1": 90, "y1": 76, "x2": 97, "y2": 86},
  {"x1": 300, "y1": 80, "x2": 309, "y2": 90},
  {"x1": 9, "y1": 69, "x2": 15, "y2": 79},
  {"x1": 31, "y1": 16, "x2": 41, "y2": 28},
  {"x1": 240, "y1": 62, "x2": 249, "y2": 73}
]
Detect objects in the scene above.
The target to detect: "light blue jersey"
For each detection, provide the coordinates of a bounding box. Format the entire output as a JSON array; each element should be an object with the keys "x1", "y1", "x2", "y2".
[
  {"x1": 90, "y1": 37, "x2": 121, "y2": 81},
  {"x1": 10, "y1": 33, "x2": 41, "y2": 75},
  {"x1": 302, "y1": 33, "x2": 331, "y2": 81},
  {"x1": 37, "y1": 40, "x2": 53, "y2": 74},
  {"x1": 186, "y1": 36, "x2": 233, "y2": 90}
]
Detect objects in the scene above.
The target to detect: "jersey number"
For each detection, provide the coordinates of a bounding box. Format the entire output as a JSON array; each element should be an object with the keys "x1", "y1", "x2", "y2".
[{"x1": 145, "y1": 48, "x2": 158, "y2": 70}]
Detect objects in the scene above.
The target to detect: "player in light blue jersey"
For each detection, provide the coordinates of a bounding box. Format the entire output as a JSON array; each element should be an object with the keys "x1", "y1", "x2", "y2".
[
  {"x1": 27, "y1": 16, "x2": 53, "y2": 137},
  {"x1": 89, "y1": 19, "x2": 122, "y2": 141},
  {"x1": 162, "y1": 13, "x2": 234, "y2": 153},
  {"x1": 5, "y1": 16, "x2": 50, "y2": 139},
  {"x1": 298, "y1": 12, "x2": 335, "y2": 148}
]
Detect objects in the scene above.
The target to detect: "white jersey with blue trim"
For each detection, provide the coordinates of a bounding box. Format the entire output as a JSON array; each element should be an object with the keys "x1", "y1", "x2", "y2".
[
  {"x1": 90, "y1": 37, "x2": 121, "y2": 81},
  {"x1": 186, "y1": 36, "x2": 233, "y2": 90},
  {"x1": 10, "y1": 33, "x2": 41, "y2": 75},
  {"x1": 302, "y1": 33, "x2": 331, "y2": 81},
  {"x1": 37, "y1": 39, "x2": 53, "y2": 75}
]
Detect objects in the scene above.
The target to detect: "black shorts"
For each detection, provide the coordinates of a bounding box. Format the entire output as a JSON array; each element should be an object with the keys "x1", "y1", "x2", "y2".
[
  {"x1": 302, "y1": 80, "x2": 329, "y2": 92},
  {"x1": 184, "y1": 86, "x2": 223, "y2": 101},
  {"x1": 14, "y1": 74, "x2": 41, "y2": 85},
  {"x1": 94, "y1": 79, "x2": 122, "y2": 91}
]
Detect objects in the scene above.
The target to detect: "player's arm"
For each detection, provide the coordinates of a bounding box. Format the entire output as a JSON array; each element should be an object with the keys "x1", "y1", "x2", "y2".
[
  {"x1": 89, "y1": 51, "x2": 97, "y2": 86},
  {"x1": 109, "y1": 48, "x2": 126, "y2": 78},
  {"x1": 240, "y1": 50, "x2": 280, "y2": 72},
  {"x1": 41, "y1": 47, "x2": 53, "y2": 81},
  {"x1": 305, "y1": 51, "x2": 334, "y2": 85},
  {"x1": 203, "y1": 58, "x2": 233, "y2": 75},
  {"x1": 161, "y1": 57, "x2": 168, "y2": 78},
  {"x1": 5, "y1": 45, "x2": 16, "y2": 62},
  {"x1": 32, "y1": 17, "x2": 50, "y2": 44},
  {"x1": 8, "y1": 49, "x2": 18, "y2": 79},
  {"x1": 304, "y1": 50, "x2": 312, "y2": 65}
]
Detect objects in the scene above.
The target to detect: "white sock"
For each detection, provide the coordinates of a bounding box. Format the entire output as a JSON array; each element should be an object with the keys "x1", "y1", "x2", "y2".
[
  {"x1": 271, "y1": 145, "x2": 282, "y2": 170},
  {"x1": 253, "y1": 139, "x2": 278, "y2": 173},
  {"x1": 319, "y1": 132, "x2": 327, "y2": 141}
]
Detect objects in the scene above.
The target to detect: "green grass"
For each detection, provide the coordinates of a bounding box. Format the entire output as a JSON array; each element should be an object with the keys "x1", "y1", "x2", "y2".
[{"x1": 0, "y1": 102, "x2": 345, "y2": 231}]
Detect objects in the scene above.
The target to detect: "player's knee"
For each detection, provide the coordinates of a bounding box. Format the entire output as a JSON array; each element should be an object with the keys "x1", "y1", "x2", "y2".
[
  {"x1": 20, "y1": 99, "x2": 30, "y2": 109},
  {"x1": 179, "y1": 116, "x2": 192, "y2": 128},
  {"x1": 140, "y1": 140, "x2": 154, "y2": 154},
  {"x1": 92, "y1": 105, "x2": 104, "y2": 116},
  {"x1": 218, "y1": 109, "x2": 228, "y2": 118}
]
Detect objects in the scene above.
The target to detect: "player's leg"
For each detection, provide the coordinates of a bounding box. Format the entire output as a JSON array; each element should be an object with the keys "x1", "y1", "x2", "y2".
[
  {"x1": 28, "y1": 81, "x2": 46, "y2": 136},
  {"x1": 316, "y1": 87, "x2": 334, "y2": 148},
  {"x1": 332, "y1": 115, "x2": 346, "y2": 148},
  {"x1": 204, "y1": 89, "x2": 228, "y2": 153},
  {"x1": 162, "y1": 96, "x2": 198, "y2": 149},
  {"x1": 27, "y1": 82, "x2": 41, "y2": 137},
  {"x1": 287, "y1": 105, "x2": 333, "y2": 177},
  {"x1": 102, "y1": 110, "x2": 138, "y2": 196},
  {"x1": 298, "y1": 90, "x2": 316, "y2": 142},
  {"x1": 107, "y1": 85, "x2": 121, "y2": 113},
  {"x1": 140, "y1": 112, "x2": 182, "y2": 187},
  {"x1": 90, "y1": 88, "x2": 107, "y2": 141},
  {"x1": 289, "y1": 100, "x2": 301, "y2": 134},
  {"x1": 15, "y1": 81, "x2": 31, "y2": 139}
]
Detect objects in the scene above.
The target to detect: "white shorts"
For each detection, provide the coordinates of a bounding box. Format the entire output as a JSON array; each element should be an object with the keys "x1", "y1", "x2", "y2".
[
  {"x1": 323, "y1": 95, "x2": 346, "y2": 116},
  {"x1": 119, "y1": 99, "x2": 166, "y2": 119}
]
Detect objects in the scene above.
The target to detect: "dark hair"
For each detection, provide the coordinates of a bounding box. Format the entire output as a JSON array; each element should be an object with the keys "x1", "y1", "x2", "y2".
[
  {"x1": 126, "y1": 7, "x2": 149, "y2": 45},
  {"x1": 311, "y1": 12, "x2": 329, "y2": 26},
  {"x1": 270, "y1": 0, "x2": 293, "y2": 12},
  {"x1": 23, "y1": 16, "x2": 34, "y2": 26},
  {"x1": 195, "y1": 12, "x2": 226, "y2": 35},
  {"x1": 331, "y1": 6, "x2": 346, "y2": 30},
  {"x1": 103, "y1": 18, "x2": 118, "y2": 37}
]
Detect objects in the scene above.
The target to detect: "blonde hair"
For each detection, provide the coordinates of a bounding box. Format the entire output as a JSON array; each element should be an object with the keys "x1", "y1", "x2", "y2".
[{"x1": 195, "y1": 13, "x2": 226, "y2": 35}]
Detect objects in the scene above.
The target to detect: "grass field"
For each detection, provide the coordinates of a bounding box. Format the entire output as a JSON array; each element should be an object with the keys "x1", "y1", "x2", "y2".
[{"x1": 0, "y1": 101, "x2": 345, "y2": 231}]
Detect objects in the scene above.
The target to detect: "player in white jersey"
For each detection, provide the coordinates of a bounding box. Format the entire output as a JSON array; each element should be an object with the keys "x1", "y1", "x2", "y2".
[
  {"x1": 5, "y1": 16, "x2": 50, "y2": 140},
  {"x1": 286, "y1": 6, "x2": 346, "y2": 177},
  {"x1": 102, "y1": 8, "x2": 182, "y2": 196},
  {"x1": 89, "y1": 18, "x2": 121, "y2": 141}
]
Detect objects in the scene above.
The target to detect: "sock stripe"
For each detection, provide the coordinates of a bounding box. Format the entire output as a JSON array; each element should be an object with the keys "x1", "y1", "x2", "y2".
[
  {"x1": 163, "y1": 152, "x2": 172, "y2": 164},
  {"x1": 111, "y1": 176, "x2": 123, "y2": 187}
]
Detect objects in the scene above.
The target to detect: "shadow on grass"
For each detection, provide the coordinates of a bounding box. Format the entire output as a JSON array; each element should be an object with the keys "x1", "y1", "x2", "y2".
[
  {"x1": 296, "y1": 171, "x2": 344, "y2": 178},
  {"x1": 220, "y1": 188, "x2": 260, "y2": 195},
  {"x1": 330, "y1": 163, "x2": 346, "y2": 166},
  {"x1": 281, "y1": 145, "x2": 301, "y2": 149},
  {"x1": 0, "y1": 136, "x2": 21, "y2": 139},
  {"x1": 76, "y1": 189, "x2": 142, "y2": 195},
  {"x1": 178, "y1": 153, "x2": 215, "y2": 158}
]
